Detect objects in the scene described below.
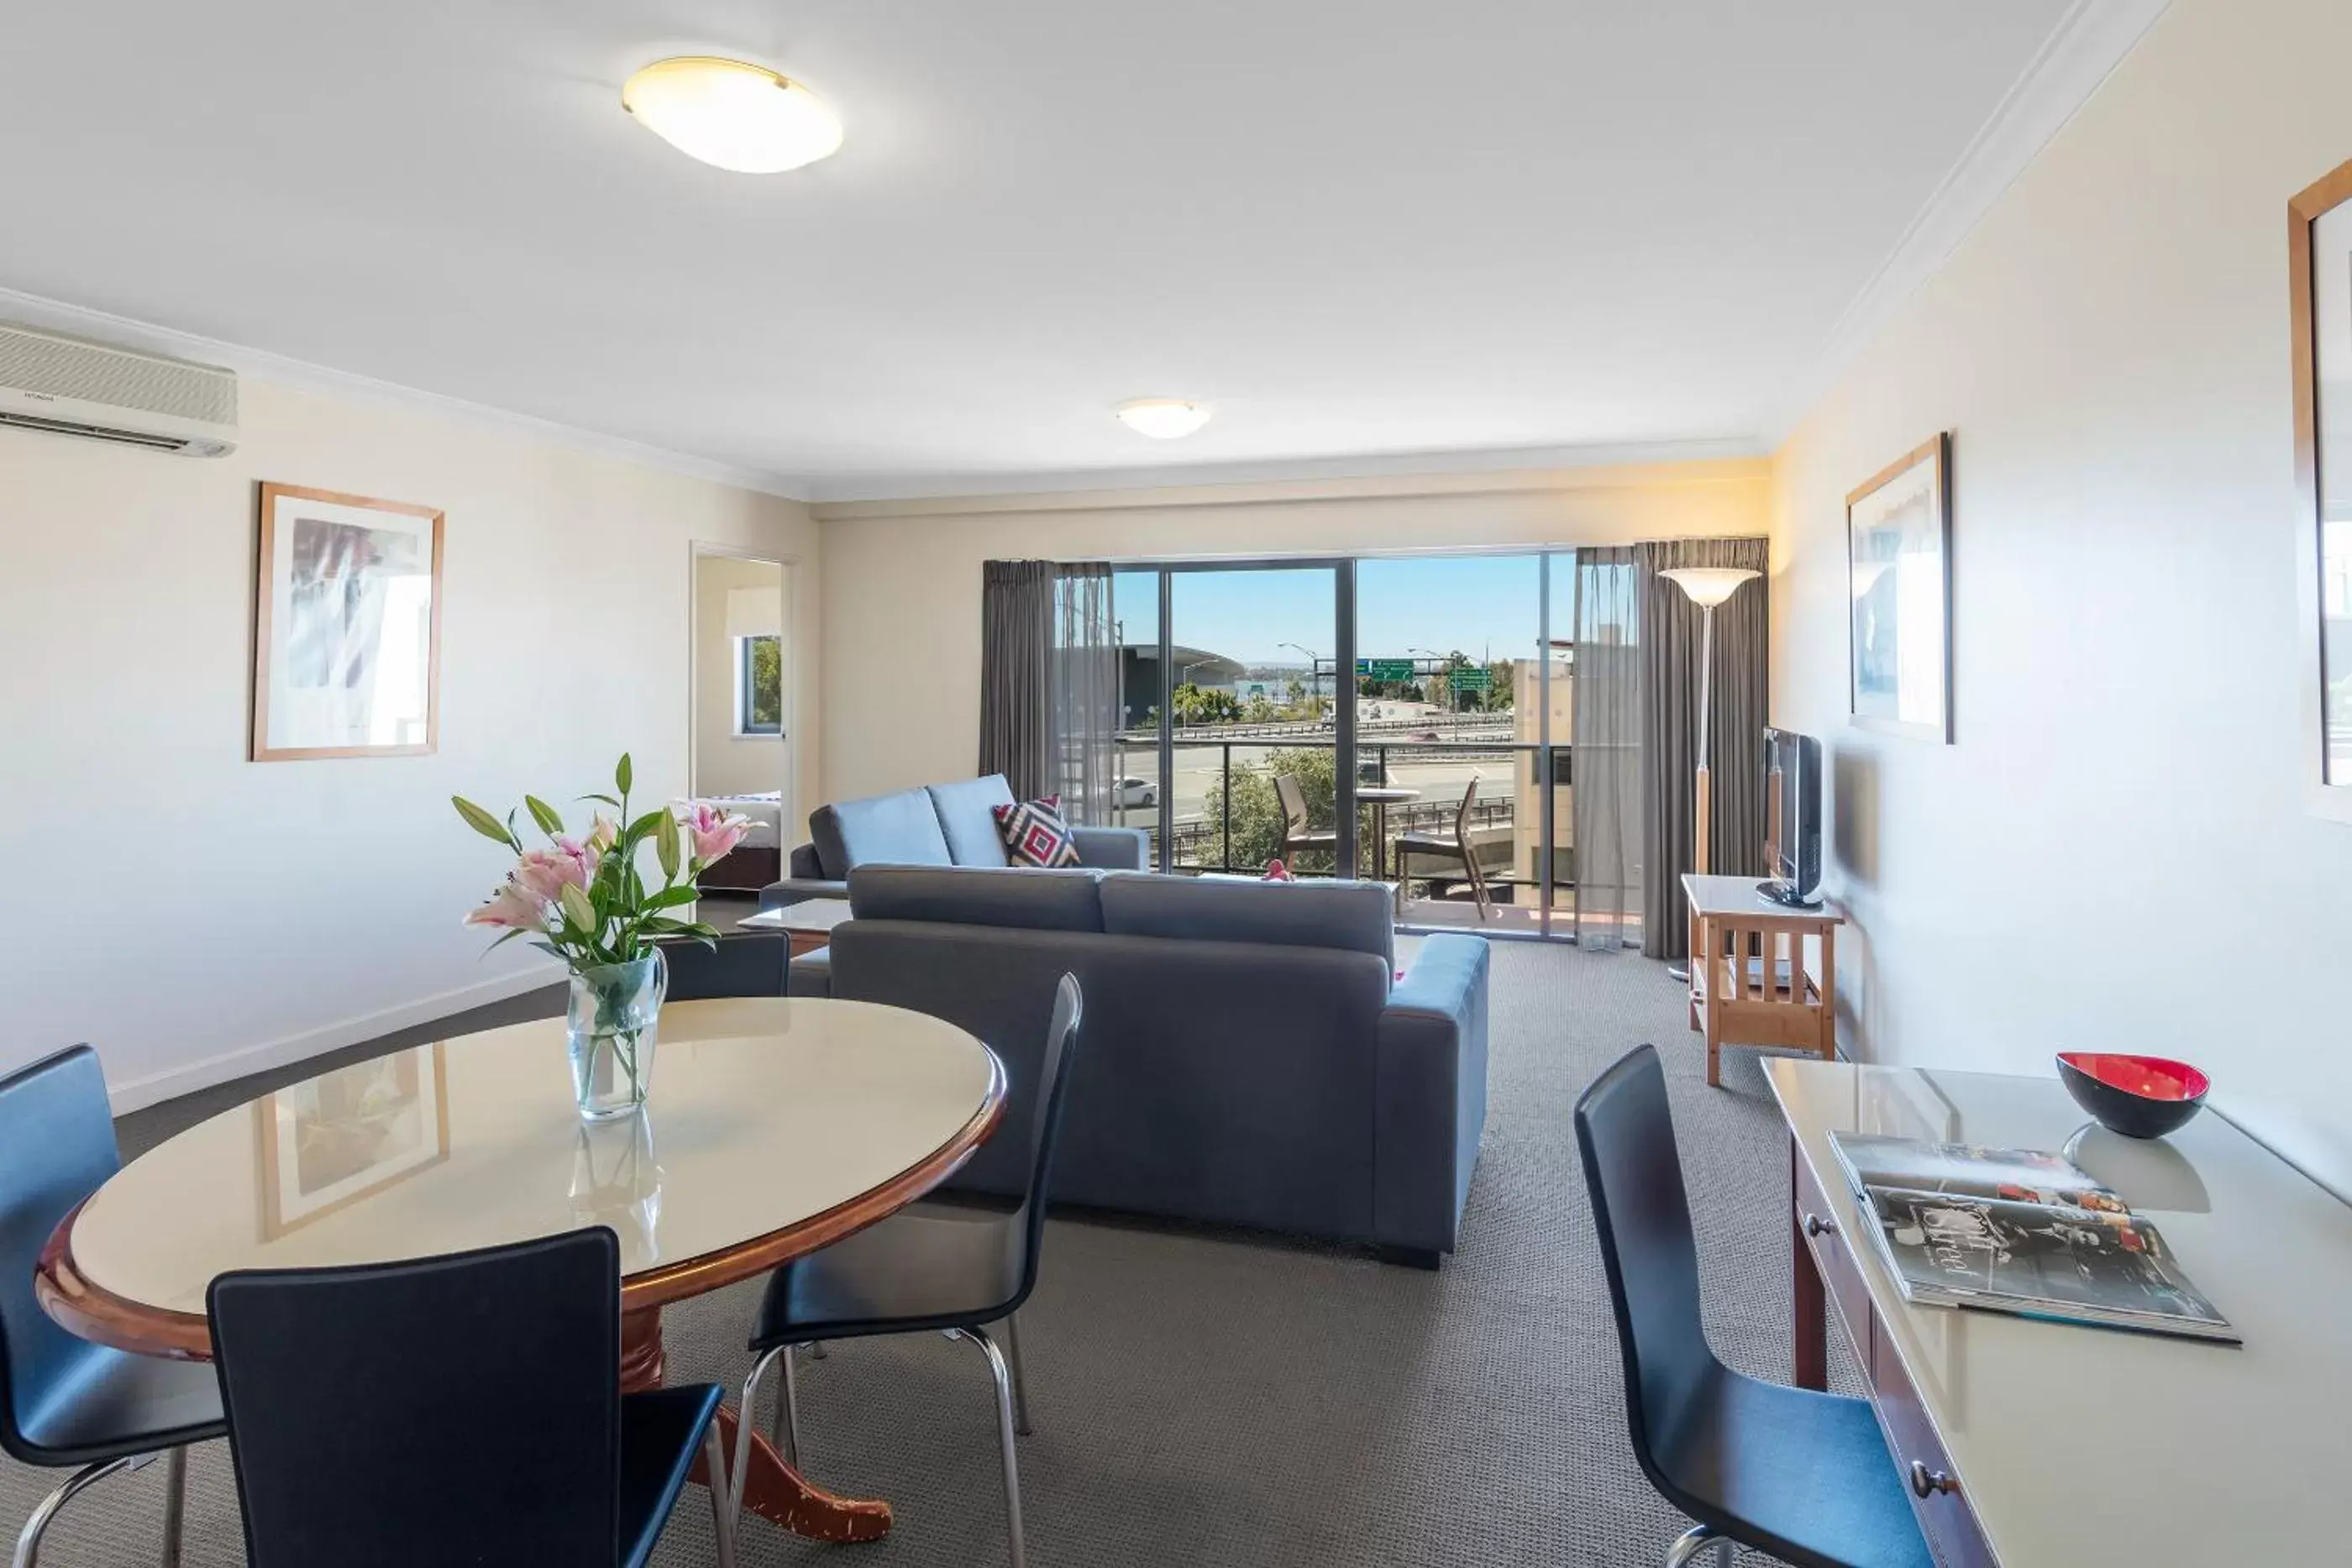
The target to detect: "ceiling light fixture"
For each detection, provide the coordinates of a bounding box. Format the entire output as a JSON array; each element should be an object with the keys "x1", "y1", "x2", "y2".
[
  {"x1": 621, "y1": 56, "x2": 843, "y2": 174},
  {"x1": 1116, "y1": 399, "x2": 1210, "y2": 439}
]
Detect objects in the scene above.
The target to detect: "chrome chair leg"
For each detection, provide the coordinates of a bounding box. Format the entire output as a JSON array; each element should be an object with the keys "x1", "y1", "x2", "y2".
[
  {"x1": 732, "y1": 1344, "x2": 790, "y2": 1535},
  {"x1": 1002, "y1": 1310, "x2": 1033, "y2": 1436},
  {"x1": 948, "y1": 1327, "x2": 1027, "y2": 1568},
  {"x1": 775, "y1": 1345, "x2": 803, "y2": 1466},
  {"x1": 13, "y1": 1456, "x2": 136, "y2": 1568},
  {"x1": 1664, "y1": 1523, "x2": 1733, "y2": 1567},
  {"x1": 160, "y1": 1447, "x2": 187, "y2": 1568},
  {"x1": 701, "y1": 1419, "x2": 739, "y2": 1568}
]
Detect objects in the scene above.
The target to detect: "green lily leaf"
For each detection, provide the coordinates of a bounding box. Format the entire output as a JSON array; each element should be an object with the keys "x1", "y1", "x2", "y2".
[
  {"x1": 645, "y1": 884, "x2": 700, "y2": 910},
  {"x1": 524, "y1": 795, "x2": 565, "y2": 836},
  {"x1": 656, "y1": 808, "x2": 681, "y2": 879},
  {"x1": 452, "y1": 796, "x2": 517, "y2": 848}
]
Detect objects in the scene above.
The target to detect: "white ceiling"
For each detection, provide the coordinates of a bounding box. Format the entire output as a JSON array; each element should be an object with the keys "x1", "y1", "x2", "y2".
[{"x1": 0, "y1": 3, "x2": 2153, "y2": 500}]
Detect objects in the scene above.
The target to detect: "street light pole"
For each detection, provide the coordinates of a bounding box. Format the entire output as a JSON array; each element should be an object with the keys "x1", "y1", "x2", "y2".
[{"x1": 1278, "y1": 641, "x2": 1321, "y2": 711}]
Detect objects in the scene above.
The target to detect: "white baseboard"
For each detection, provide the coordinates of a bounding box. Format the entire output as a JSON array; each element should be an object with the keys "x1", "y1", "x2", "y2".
[{"x1": 105, "y1": 963, "x2": 565, "y2": 1115}]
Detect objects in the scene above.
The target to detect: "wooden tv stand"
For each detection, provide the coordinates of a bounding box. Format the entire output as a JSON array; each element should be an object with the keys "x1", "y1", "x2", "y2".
[{"x1": 1682, "y1": 873, "x2": 1841, "y2": 1087}]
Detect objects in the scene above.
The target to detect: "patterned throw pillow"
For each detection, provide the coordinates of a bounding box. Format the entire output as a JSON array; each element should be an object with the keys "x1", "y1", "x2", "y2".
[{"x1": 993, "y1": 794, "x2": 1082, "y2": 868}]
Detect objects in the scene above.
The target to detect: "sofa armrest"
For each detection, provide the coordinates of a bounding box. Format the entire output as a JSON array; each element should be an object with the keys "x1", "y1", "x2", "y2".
[
  {"x1": 786, "y1": 946, "x2": 832, "y2": 998},
  {"x1": 789, "y1": 842, "x2": 825, "y2": 881},
  {"x1": 1072, "y1": 824, "x2": 1149, "y2": 870},
  {"x1": 1373, "y1": 934, "x2": 1491, "y2": 1259},
  {"x1": 759, "y1": 876, "x2": 849, "y2": 910}
]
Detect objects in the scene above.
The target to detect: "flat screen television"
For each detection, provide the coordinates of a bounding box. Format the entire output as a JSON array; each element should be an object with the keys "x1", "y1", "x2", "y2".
[{"x1": 1761, "y1": 726, "x2": 1824, "y2": 907}]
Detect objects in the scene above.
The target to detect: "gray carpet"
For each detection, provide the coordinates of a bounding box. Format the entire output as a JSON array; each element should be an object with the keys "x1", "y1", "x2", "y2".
[{"x1": 5, "y1": 941, "x2": 1854, "y2": 1565}]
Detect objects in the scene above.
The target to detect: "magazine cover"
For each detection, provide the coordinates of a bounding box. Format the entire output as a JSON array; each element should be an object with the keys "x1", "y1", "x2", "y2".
[
  {"x1": 1868, "y1": 1190, "x2": 2237, "y2": 1341},
  {"x1": 1831, "y1": 1134, "x2": 2129, "y2": 1214}
]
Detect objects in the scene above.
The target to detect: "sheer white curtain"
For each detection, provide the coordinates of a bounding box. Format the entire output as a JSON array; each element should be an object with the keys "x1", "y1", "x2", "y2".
[
  {"x1": 1053, "y1": 566, "x2": 1118, "y2": 825},
  {"x1": 1571, "y1": 548, "x2": 1642, "y2": 950}
]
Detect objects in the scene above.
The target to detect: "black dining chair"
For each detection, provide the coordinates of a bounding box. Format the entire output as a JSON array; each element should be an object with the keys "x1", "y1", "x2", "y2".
[
  {"x1": 1574, "y1": 1045, "x2": 1933, "y2": 1568},
  {"x1": 2, "y1": 1045, "x2": 223, "y2": 1568},
  {"x1": 733, "y1": 973, "x2": 1084, "y2": 1568},
  {"x1": 207, "y1": 1227, "x2": 737, "y2": 1568}
]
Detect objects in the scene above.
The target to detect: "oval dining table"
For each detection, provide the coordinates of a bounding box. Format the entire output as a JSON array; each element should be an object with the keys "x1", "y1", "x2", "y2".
[{"x1": 33, "y1": 995, "x2": 1007, "y2": 1544}]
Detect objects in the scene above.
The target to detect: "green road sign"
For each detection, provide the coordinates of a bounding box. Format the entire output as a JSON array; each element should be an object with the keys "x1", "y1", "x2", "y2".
[
  {"x1": 1449, "y1": 666, "x2": 1493, "y2": 691},
  {"x1": 1357, "y1": 658, "x2": 1415, "y2": 681}
]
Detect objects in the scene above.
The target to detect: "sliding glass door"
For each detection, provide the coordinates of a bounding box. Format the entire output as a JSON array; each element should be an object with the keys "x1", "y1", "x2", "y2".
[{"x1": 1109, "y1": 550, "x2": 1631, "y2": 945}]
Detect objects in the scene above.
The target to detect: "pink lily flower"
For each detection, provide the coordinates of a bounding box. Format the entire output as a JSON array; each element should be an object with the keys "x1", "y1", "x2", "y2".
[
  {"x1": 464, "y1": 880, "x2": 549, "y2": 932},
  {"x1": 688, "y1": 803, "x2": 752, "y2": 863},
  {"x1": 513, "y1": 842, "x2": 594, "y2": 905}
]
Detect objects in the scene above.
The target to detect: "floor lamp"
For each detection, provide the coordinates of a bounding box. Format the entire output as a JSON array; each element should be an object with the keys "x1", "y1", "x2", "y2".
[{"x1": 1660, "y1": 566, "x2": 1760, "y2": 980}]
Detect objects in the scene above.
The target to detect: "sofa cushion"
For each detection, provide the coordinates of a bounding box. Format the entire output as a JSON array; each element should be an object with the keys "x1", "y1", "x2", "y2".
[
  {"x1": 810, "y1": 787, "x2": 953, "y2": 878},
  {"x1": 1098, "y1": 874, "x2": 1395, "y2": 971},
  {"x1": 927, "y1": 775, "x2": 1017, "y2": 867},
  {"x1": 848, "y1": 864, "x2": 1105, "y2": 933},
  {"x1": 992, "y1": 794, "x2": 1082, "y2": 868}
]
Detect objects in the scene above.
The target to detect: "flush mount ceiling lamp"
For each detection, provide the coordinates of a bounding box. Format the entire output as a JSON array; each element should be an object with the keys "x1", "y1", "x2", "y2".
[
  {"x1": 621, "y1": 56, "x2": 842, "y2": 174},
  {"x1": 1116, "y1": 399, "x2": 1211, "y2": 439}
]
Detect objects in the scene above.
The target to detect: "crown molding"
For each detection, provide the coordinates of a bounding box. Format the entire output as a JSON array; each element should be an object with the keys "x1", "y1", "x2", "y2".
[
  {"x1": 0, "y1": 284, "x2": 811, "y2": 501},
  {"x1": 1763, "y1": 0, "x2": 2171, "y2": 445},
  {"x1": 806, "y1": 436, "x2": 1768, "y2": 516},
  {"x1": 812, "y1": 445, "x2": 1771, "y2": 522}
]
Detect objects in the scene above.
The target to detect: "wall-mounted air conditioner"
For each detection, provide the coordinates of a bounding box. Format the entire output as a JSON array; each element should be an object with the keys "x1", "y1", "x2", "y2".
[{"x1": 0, "y1": 321, "x2": 239, "y2": 457}]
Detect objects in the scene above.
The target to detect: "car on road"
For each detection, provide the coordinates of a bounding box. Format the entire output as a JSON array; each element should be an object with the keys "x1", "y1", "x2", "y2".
[{"x1": 1116, "y1": 777, "x2": 1158, "y2": 808}]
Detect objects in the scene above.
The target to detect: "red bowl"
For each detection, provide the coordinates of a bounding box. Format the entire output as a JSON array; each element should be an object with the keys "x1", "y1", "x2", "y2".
[{"x1": 2055, "y1": 1052, "x2": 2209, "y2": 1140}]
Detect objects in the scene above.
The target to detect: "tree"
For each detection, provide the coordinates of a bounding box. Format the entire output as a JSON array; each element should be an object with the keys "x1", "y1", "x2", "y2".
[
  {"x1": 1171, "y1": 682, "x2": 1242, "y2": 726},
  {"x1": 1198, "y1": 746, "x2": 1383, "y2": 873}
]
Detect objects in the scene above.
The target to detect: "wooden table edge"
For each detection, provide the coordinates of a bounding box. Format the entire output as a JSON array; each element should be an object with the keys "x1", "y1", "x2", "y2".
[{"x1": 34, "y1": 1051, "x2": 1009, "y2": 1361}]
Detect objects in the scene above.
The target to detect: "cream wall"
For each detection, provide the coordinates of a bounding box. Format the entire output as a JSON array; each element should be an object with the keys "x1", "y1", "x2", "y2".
[
  {"x1": 816, "y1": 459, "x2": 1769, "y2": 801},
  {"x1": 690, "y1": 553, "x2": 790, "y2": 800},
  {"x1": 0, "y1": 376, "x2": 818, "y2": 1108},
  {"x1": 1769, "y1": 0, "x2": 2352, "y2": 1191}
]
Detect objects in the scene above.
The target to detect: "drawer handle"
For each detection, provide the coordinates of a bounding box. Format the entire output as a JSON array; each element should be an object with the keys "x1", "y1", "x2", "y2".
[
  {"x1": 1803, "y1": 1213, "x2": 1837, "y2": 1238},
  {"x1": 1909, "y1": 1460, "x2": 1958, "y2": 1499}
]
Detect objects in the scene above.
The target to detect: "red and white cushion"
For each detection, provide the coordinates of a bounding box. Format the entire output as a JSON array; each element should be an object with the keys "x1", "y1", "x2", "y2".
[{"x1": 992, "y1": 794, "x2": 1082, "y2": 868}]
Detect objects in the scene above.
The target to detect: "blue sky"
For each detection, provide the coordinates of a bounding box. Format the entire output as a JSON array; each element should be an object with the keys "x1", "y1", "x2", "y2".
[{"x1": 1113, "y1": 557, "x2": 1554, "y2": 668}]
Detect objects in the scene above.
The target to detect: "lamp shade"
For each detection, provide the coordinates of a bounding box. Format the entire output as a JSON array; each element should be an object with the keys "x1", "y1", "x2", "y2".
[{"x1": 1659, "y1": 566, "x2": 1761, "y2": 608}]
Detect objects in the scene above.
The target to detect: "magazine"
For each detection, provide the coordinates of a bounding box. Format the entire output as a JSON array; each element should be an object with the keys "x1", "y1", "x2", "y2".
[{"x1": 1827, "y1": 1134, "x2": 2238, "y2": 1344}]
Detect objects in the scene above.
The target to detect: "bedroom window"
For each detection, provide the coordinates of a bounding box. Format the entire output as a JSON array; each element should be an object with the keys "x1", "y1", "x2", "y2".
[{"x1": 738, "y1": 634, "x2": 783, "y2": 737}]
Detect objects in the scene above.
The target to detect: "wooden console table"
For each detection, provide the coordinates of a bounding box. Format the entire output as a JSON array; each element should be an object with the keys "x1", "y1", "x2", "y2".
[{"x1": 1681, "y1": 873, "x2": 1840, "y2": 1087}]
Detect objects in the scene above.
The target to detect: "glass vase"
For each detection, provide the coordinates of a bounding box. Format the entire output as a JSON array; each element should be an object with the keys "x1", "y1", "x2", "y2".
[{"x1": 566, "y1": 951, "x2": 665, "y2": 1121}]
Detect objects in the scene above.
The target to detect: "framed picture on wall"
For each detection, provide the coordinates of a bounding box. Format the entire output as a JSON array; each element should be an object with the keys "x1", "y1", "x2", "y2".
[
  {"x1": 1845, "y1": 434, "x2": 1954, "y2": 742},
  {"x1": 250, "y1": 483, "x2": 444, "y2": 760},
  {"x1": 2290, "y1": 156, "x2": 2352, "y2": 821}
]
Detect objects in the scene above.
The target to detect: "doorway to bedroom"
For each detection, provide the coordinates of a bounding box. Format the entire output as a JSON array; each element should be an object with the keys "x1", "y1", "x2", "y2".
[{"x1": 690, "y1": 548, "x2": 791, "y2": 897}]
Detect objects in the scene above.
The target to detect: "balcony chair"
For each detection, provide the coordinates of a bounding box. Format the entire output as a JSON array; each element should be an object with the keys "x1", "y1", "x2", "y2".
[
  {"x1": 2, "y1": 1044, "x2": 223, "y2": 1568},
  {"x1": 207, "y1": 1229, "x2": 737, "y2": 1568},
  {"x1": 1273, "y1": 774, "x2": 1338, "y2": 872},
  {"x1": 1574, "y1": 1045, "x2": 1932, "y2": 1568},
  {"x1": 735, "y1": 973, "x2": 1084, "y2": 1568},
  {"x1": 1395, "y1": 775, "x2": 1493, "y2": 920}
]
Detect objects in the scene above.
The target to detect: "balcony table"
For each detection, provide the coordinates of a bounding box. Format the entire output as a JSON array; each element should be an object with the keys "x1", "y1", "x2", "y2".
[
  {"x1": 35, "y1": 997, "x2": 1005, "y2": 1545},
  {"x1": 1355, "y1": 785, "x2": 1421, "y2": 880}
]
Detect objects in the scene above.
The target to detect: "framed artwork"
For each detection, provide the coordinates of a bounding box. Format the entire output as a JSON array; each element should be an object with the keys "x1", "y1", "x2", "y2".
[
  {"x1": 250, "y1": 483, "x2": 444, "y2": 761},
  {"x1": 2290, "y1": 156, "x2": 2352, "y2": 821},
  {"x1": 255, "y1": 1043, "x2": 450, "y2": 1239},
  {"x1": 1846, "y1": 434, "x2": 1954, "y2": 742}
]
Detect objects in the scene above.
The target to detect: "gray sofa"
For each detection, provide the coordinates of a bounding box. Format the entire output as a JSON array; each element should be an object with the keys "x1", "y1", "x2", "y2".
[
  {"x1": 761, "y1": 774, "x2": 1149, "y2": 908},
  {"x1": 789, "y1": 864, "x2": 1490, "y2": 1266}
]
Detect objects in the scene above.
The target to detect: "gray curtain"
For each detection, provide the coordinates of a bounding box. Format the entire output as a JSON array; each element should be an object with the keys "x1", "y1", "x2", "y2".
[
  {"x1": 1639, "y1": 537, "x2": 1770, "y2": 960},
  {"x1": 1570, "y1": 547, "x2": 1642, "y2": 951},
  {"x1": 979, "y1": 560, "x2": 1054, "y2": 801},
  {"x1": 1053, "y1": 566, "x2": 1118, "y2": 824}
]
